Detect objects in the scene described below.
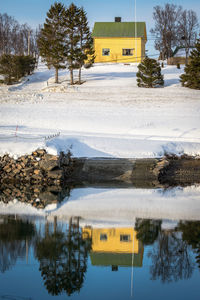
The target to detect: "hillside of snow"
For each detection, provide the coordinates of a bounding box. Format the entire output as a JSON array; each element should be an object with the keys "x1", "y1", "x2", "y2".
[{"x1": 0, "y1": 61, "x2": 200, "y2": 158}]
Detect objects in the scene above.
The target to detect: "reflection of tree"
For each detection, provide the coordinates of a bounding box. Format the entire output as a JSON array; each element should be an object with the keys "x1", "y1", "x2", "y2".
[
  {"x1": 149, "y1": 230, "x2": 194, "y2": 283},
  {"x1": 135, "y1": 219, "x2": 162, "y2": 245},
  {"x1": 0, "y1": 216, "x2": 36, "y2": 273},
  {"x1": 177, "y1": 221, "x2": 200, "y2": 269},
  {"x1": 35, "y1": 217, "x2": 91, "y2": 296}
]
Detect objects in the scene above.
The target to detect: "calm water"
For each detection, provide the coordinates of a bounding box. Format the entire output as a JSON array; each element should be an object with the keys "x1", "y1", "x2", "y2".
[{"x1": 0, "y1": 186, "x2": 200, "y2": 300}]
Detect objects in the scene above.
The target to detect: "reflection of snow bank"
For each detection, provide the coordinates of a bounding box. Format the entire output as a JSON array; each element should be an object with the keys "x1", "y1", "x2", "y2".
[
  {"x1": 0, "y1": 186, "x2": 200, "y2": 226},
  {"x1": 50, "y1": 185, "x2": 200, "y2": 223},
  {"x1": 0, "y1": 199, "x2": 45, "y2": 217}
]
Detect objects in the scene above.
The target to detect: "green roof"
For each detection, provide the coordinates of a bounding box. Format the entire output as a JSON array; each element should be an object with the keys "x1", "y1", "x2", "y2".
[
  {"x1": 90, "y1": 252, "x2": 143, "y2": 267},
  {"x1": 92, "y1": 22, "x2": 146, "y2": 38}
]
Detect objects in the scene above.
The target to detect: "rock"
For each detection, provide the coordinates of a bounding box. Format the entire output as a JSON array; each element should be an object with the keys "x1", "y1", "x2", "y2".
[
  {"x1": 48, "y1": 169, "x2": 62, "y2": 179},
  {"x1": 34, "y1": 169, "x2": 41, "y2": 175},
  {"x1": 13, "y1": 168, "x2": 20, "y2": 175},
  {"x1": 39, "y1": 159, "x2": 59, "y2": 171},
  {"x1": 43, "y1": 154, "x2": 58, "y2": 161},
  {"x1": 36, "y1": 149, "x2": 47, "y2": 156},
  {"x1": 3, "y1": 166, "x2": 12, "y2": 173},
  {"x1": 24, "y1": 167, "x2": 34, "y2": 175}
]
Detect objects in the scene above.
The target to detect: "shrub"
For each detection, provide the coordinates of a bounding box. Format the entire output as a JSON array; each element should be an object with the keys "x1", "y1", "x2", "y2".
[{"x1": 136, "y1": 57, "x2": 164, "y2": 88}]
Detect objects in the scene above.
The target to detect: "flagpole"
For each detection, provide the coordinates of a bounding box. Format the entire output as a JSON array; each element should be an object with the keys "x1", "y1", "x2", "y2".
[{"x1": 135, "y1": 0, "x2": 137, "y2": 63}]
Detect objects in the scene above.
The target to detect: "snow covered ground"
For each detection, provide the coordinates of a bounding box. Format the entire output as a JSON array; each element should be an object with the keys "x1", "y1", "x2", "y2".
[{"x1": 0, "y1": 61, "x2": 200, "y2": 158}]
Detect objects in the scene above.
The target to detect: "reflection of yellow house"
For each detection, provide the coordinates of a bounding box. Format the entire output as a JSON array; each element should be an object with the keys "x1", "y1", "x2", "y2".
[
  {"x1": 83, "y1": 227, "x2": 143, "y2": 268},
  {"x1": 92, "y1": 18, "x2": 147, "y2": 63}
]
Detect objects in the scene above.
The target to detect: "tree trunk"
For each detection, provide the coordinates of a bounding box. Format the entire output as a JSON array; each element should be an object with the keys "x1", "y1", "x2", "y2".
[
  {"x1": 70, "y1": 68, "x2": 74, "y2": 85},
  {"x1": 185, "y1": 49, "x2": 189, "y2": 65},
  {"x1": 78, "y1": 67, "x2": 81, "y2": 84},
  {"x1": 55, "y1": 67, "x2": 58, "y2": 84}
]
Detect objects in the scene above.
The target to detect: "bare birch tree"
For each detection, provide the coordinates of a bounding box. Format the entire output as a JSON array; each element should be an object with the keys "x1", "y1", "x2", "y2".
[
  {"x1": 150, "y1": 4, "x2": 182, "y2": 59},
  {"x1": 178, "y1": 10, "x2": 199, "y2": 63}
]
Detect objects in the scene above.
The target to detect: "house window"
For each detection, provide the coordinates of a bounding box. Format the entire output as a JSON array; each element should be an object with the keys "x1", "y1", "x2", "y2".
[
  {"x1": 122, "y1": 49, "x2": 134, "y2": 56},
  {"x1": 102, "y1": 48, "x2": 110, "y2": 56},
  {"x1": 100, "y1": 234, "x2": 107, "y2": 241},
  {"x1": 120, "y1": 234, "x2": 131, "y2": 242}
]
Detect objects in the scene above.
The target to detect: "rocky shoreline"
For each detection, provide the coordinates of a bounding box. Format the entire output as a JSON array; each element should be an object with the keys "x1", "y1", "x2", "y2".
[
  {"x1": 1, "y1": 149, "x2": 200, "y2": 186},
  {"x1": 0, "y1": 149, "x2": 200, "y2": 208},
  {"x1": 1, "y1": 149, "x2": 200, "y2": 208}
]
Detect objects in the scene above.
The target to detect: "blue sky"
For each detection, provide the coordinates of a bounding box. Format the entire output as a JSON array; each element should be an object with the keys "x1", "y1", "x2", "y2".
[{"x1": 0, "y1": 0, "x2": 200, "y2": 55}]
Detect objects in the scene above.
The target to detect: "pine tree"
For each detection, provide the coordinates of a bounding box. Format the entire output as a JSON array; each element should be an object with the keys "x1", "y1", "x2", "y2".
[
  {"x1": 180, "y1": 39, "x2": 200, "y2": 89},
  {"x1": 0, "y1": 54, "x2": 15, "y2": 84},
  {"x1": 76, "y1": 7, "x2": 95, "y2": 84},
  {"x1": 136, "y1": 57, "x2": 164, "y2": 88},
  {"x1": 37, "y1": 2, "x2": 67, "y2": 83},
  {"x1": 65, "y1": 3, "x2": 80, "y2": 85}
]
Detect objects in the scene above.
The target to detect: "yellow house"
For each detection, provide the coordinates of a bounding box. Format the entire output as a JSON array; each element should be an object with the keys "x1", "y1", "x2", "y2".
[
  {"x1": 92, "y1": 18, "x2": 147, "y2": 63},
  {"x1": 82, "y1": 227, "x2": 144, "y2": 268}
]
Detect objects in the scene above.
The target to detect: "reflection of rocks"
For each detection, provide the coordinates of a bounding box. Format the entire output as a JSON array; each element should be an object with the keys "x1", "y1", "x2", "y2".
[{"x1": 0, "y1": 184, "x2": 70, "y2": 209}]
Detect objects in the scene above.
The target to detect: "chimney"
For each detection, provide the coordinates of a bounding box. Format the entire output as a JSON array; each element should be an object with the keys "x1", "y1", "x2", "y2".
[{"x1": 115, "y1": 17, "x2": 121, "y2": 22}]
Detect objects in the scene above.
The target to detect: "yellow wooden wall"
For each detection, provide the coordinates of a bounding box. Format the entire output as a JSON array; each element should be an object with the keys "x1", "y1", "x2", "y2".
[
  {"x1": 94, "y1": 37, "x2": 145, "y2": 63},
  {"x1": 83, "y1": 227, "x2": 139, "y2": 254}
]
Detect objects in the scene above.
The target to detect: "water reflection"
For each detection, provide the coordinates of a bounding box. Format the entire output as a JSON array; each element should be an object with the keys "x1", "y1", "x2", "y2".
[
  {"x1": 0, "y1": 211, "x2": 199, "y2": 298},
  {"x1": 0, "y1": 216, "x2": 35, "y2": 273},
  {"x1": 83, "y1": 227, "x2": 143, "y2": 270},
  {"x1": 177, "y1": 221, "x2": 200, "y2": 269},
  {"x1": 149, "y1": 229, "x2": 194, "y2": 283},
  {"x1": 35, "y1": 217, "x2": 91, "y2": 296}
]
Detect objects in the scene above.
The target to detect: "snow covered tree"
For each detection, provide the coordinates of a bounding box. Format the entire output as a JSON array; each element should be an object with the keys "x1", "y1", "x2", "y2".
[
  {"x1": 64, "y1": 3, "x2": 80, "y2": 85},
  {"x1": 37, "y1": 2, "x2": 67, "y2": 83},
  {"x1": 136, "y1": 57, "x2": 164, "y2": 88},
  {"x1": 76, "y1": 7, "x2": 95, "y2": 84},
  {"x1": 180, "y1": 39, "x2": 200, "y2": 89}
]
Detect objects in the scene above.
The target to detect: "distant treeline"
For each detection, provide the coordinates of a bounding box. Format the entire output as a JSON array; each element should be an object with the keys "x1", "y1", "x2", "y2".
[
  {"x1": 0, "y1": 13, "x2": 39, "y2": 84},
  {"x1": 0, "y1": 13, "x2": 39, "y2": 57}
]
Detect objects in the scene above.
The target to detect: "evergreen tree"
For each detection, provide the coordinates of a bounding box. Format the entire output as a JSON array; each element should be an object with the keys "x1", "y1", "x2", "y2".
[
  {"x1": 65, "y1": 3, "x2": 80, "y2": 85},
  {"x1": 37, "y1": 2, "x2": 67, "y2": 83},
  {"x1": 76, "y1": 7, "x2": 95, "y2": 84},
  {"x1": 0, "y1": 54, "x2": 36, "y2": 84},
  {"x1": 0, "y1": 54, "x2": 15, "y2": 84},
  {"x1": 180, "y1": 38, "x2": 200, "y2": 89},
  {"x1": 137, "y1": 57, "x2": 164, "y2": 88}
]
